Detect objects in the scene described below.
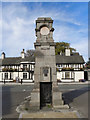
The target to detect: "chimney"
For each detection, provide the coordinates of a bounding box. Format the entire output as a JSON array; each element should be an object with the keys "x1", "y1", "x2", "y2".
[
  {"x1": 60, "y1": 51, "x2": 62, "y2": 55},
  {"x1": 21, "y1": 49, "x2": 25, "y2": 58},
  {"x1": 1, "y1": 52, "x2": 5, "y2": 59},
  {"x1": 65, "y1": 48, "x2": 70, "y2": 56}
]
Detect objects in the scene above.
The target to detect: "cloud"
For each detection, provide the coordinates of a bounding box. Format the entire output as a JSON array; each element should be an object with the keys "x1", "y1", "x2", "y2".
[
  {"x1": 71, "y1": 38, "x2": 88, "y2": 61},
  {"x1": 0, "y1": 3, "x2": 2, "y2": 51},
  {"x1": 2, "y1": 3, "x2": 36, "y2": 56},
  {"x1": 54, "y1": 22, "x2": 88, "y2": 61},
  {"x1": 2, "y1": 2, "x2": 88, "y2": 62}
]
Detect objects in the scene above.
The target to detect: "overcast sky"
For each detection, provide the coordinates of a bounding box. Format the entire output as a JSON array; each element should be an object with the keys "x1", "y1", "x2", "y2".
[{"x1": 1, "y1": 2, "x2": 88, "y2": 62}]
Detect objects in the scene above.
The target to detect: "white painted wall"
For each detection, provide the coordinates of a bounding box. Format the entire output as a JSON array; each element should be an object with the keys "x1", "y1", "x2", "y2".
[
  {"x1": 74, "y1": 71, "x2": 84, "y2": 82},
  {"x1": 65, "y1": 49, "x2": 70, "y2": 56},
  {"x1": 13, "y1": 72, "x2": 18, "y2": 80},
  {"x1": 57, "y1": 71, "x2": 84, "y2": 82},
  {"x1": 88, "y1": 70, "x2": 90, "y2": 81},
  {"x1": 1, "y1": 53, "x2": 5, "y2": 59},
  {"x1": 61, "y1": 79, "x2": 74, "y2": 82},
  {"x1": 0, "y1": 70, "x2": 84, "y2": 83},
  {"x1": 57, "y1": 72, "x2": 61, "y2": 80},
  {"x1": 0, "y1": 72, "x2": 2, "y2": 81},
  {"x1": 19, "y1": 72, "x2": 23, "y2": 79}
]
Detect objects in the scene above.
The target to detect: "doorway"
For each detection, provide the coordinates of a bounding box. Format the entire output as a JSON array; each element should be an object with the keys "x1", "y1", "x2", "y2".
[{"x1": 40, "y1": 82, "x2": 52, "y2": 108}]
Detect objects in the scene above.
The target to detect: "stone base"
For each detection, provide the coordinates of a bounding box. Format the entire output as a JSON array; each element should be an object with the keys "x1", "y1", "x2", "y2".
[
  {"x1": 52, "y1": 83, "x2": 66, "y2": 108},
  {"x1": 52, "y1": 91, "x2": 64, "y2": 108},
  {"x1": 19, "y1": 111, "x2": 79, "y2": 119},
  {"x1": 53, "y1": 105, "x2": 69, "y2": 109},
  {"x1": 29, "y1": 88, "x2": 40, "y2": 111},
  {"x1": 29, "y1": 82, "x2": 69, "y2": 111}
]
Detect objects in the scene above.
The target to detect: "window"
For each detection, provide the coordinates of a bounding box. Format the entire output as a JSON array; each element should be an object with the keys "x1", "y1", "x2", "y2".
[
  {"x1": 63, "y1": 64, "x2": 65, "y2": 67},
  {"x1": 23, "y1": 73, "x2": 27, "y2": 79},
  {"x1": 62, "y1": 72, "x2": 64, "y2": 78},
  {"x1": 5, "y1": 73, "x2": 8, "y2": 79},
  {"x1": 23, "y1": 64, "x2": 27, "y2": 68},
  {"x1": 23, "y1": 64, "x2": 27, "y2": 71},
  {"x1": 6, "y1": 66, "x2": 9, "y2": 69},
  {"x1": 32, "y1": 64, "x2": 34, "y2": 71},
  {"x1": 31, "y1": 73, "x2": 33, "y2": 79},
  {"x1": 67, "y1": 64, "x2": 69, "y2": 67},
  {"x1": 58, "y1": 64, "x2": 60, "y2": 67},
  {"x1": 10, "y1": 73, "x2": 13, "y2": 79},
  {"x1": 2, "y1": 73, "x2": 3, "y2": 80},
  {"x1": 71, "y1": 72, "x2": 74, "y2": 78},
  {"x1": 75, "y1": 64, "x2": 78, "y2": 68},
  {"x1": 29, "y1": 65, "x2": 30, "y2": 70},
  {"x1": 65, "y1": 72, "x2": 70, "y2": 79},
  {"x1": 71, "y1": 64, "x2": 74, "y2": 68}
]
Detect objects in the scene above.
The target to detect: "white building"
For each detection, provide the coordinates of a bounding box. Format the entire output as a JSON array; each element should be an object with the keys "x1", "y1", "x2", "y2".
[{"x1": 0, "y1": 48, "x2": 85, "y2": 83}]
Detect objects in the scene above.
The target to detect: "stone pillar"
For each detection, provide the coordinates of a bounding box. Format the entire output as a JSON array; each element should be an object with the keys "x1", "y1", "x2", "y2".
[{"x1": 29, "y1": 17, "x2": 67, "y2": 110}]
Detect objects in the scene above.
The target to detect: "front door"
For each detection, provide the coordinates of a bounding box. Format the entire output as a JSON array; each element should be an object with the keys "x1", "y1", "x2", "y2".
[{"x1": 40, "y1": 82, "x2": 52, "y2": 108}]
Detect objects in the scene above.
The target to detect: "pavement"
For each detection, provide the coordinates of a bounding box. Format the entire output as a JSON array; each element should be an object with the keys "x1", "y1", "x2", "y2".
[
  {"x1": 0, "y1": 82, "x2": 34, "y2": 85},
  {"x1": 1, "y1": 82, "x2": 89, "y2": 119},
  {"x1": 19, "y1": 110, "x2": 80, "y2": 119},
  {"x1": 58, "y1": 81, "x2": 89, "y2": 85},
  {"x1": 0, "y1": 81, "x2": 89, "y2": 85}
]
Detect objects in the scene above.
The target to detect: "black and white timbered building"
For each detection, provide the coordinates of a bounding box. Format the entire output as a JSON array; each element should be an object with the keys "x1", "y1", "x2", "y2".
[{"x1": 0, "y1": 48, "x2": 85, "y2": 82}]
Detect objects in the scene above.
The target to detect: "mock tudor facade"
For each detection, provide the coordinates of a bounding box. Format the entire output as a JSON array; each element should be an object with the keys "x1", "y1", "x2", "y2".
[
  {"x1": 56, "y1": 48, "x2": 85, "y2": 82},
  {"x1": 0, "y1": 48, "x2": 85, "y2": 83}
]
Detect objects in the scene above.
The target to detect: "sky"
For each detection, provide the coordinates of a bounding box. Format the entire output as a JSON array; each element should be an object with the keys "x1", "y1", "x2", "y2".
[
  {"x1": 0, "y1": 2, "x2": 88, "y2": 62},
  {"x1": 1, "y1": 0, "x2": 90, "y2": 2}
]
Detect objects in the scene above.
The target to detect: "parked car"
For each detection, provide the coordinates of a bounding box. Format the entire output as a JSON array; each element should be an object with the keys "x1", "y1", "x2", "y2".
[
  {"x1": 79, "y1": 79, "x2": 86, "y2": 82},
  {"x1": 57, "y1": 79, "x2": 61, "y2": 83}
]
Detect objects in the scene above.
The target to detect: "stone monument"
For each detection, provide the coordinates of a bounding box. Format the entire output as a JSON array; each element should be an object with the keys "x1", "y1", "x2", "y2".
[{"x1": 29, "y1": 17, "x2": 66, "y2": 110}]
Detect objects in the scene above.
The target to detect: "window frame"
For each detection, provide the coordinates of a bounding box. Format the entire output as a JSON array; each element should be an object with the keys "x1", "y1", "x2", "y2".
[
  {"x1": 5, "y1": 73, "x2": 8, "y2": 79},
  {"x1": 23, "y1": 73, "x2": 27, "y2": 79},
  {"x1": 65, "y1": 72, "x2": 70, "y2": 79}
]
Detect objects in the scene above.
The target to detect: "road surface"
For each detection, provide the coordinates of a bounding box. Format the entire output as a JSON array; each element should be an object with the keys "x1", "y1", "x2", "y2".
[{"x1": 0, "y1": 83, "x2": 89, "y2": 118}]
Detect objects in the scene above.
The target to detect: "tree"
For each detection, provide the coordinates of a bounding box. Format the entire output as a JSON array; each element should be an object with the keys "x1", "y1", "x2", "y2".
[
  {"x1": 55, "y1": 42, "x2": 76, "y2": 55},
  {"x1": 85, "y1": 58, "x2": 90, "y2": 69},
  {"x1": 26, "y1": 50, "x2": 35, "y2": 57},
  {"x1": 26, "y1": 49, "x2": 44, "y2": 57},
  {"x1": 26, "y1": 42, "x2": 76, "y2": 56}
]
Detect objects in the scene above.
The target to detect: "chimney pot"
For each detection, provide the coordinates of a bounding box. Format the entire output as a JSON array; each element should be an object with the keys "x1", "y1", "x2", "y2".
[
  {"x1": 1, "y1": 52, "x2": 5, "y2": 59},
  {"x1": 21, "y1": 49, "x2": 25, "y2": 58},
  {"x1": 65, "y1": 48, "x2": 70, "y2": 56}
]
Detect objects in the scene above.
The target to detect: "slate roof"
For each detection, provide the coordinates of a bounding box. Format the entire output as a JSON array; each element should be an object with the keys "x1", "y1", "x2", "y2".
[
  {"x1": 0, "y1": 57, "x2": 21, "y2": 66},
  {"x1": 56, "y1": 55, "x2": 85, "y2": 64},
  {"x1": 0, "y1": 56, "x2": 35, "y2": 66},
  {"x1": 0, "y1": 54, "x2": 85, "y2": 66}
]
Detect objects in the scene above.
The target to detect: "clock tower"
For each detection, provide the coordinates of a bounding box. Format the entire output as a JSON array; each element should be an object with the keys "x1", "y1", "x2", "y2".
[
  {"x1": 29, "y1": 17, "x2": 65, "y2": 110},
  {"x1": 35, "y1": 17, "x2": 54, "y2": 43}
]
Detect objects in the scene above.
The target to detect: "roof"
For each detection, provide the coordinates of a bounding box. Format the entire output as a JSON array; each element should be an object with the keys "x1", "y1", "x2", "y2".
[
  {"x1": 0, "y1": 56, "x2": 35, "y2": 66},
  {"x1": 0, "y1": 54, "x2": 85, "y2": 66},
  {"x1": 56, "y1": 55, "x2": 85, "y2": 64}
]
